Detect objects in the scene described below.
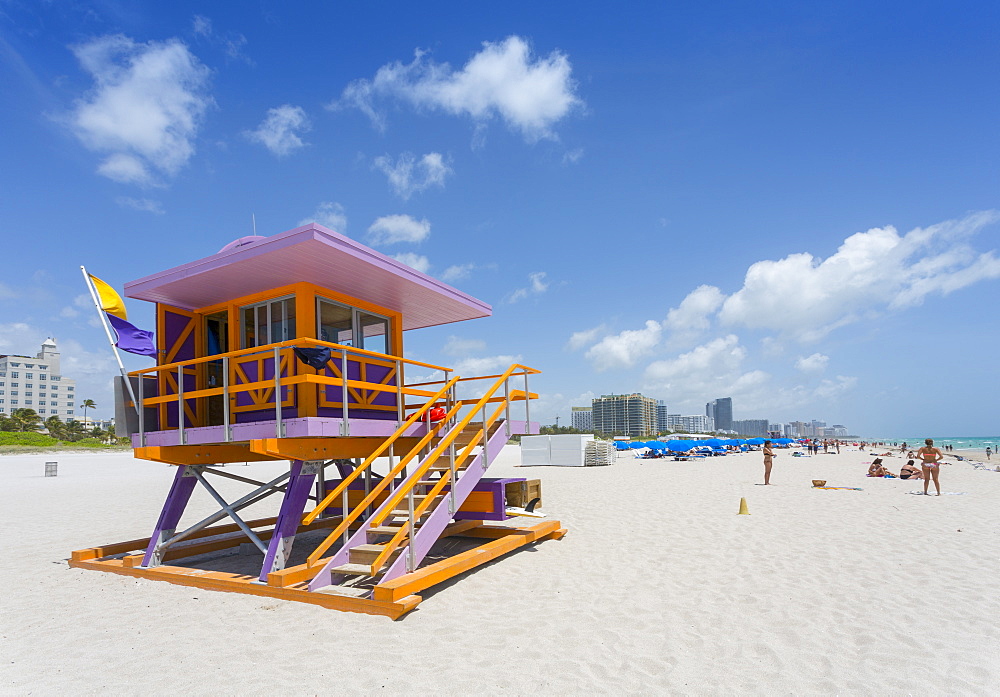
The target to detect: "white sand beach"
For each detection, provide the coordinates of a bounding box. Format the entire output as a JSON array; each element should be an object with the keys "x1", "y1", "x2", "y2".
[{"x1": 3, "y1": 444, "x2": 1000, "y2": 695}]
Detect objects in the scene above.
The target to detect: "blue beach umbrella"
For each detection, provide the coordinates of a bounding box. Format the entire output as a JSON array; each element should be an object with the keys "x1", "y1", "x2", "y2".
[{"x1": 665, "y1": 439, "x2": 695, "y2": 452}]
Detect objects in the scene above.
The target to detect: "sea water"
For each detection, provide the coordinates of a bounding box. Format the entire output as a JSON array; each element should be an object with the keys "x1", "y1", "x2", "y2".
[{"x1": 881, "y1": 437, "x2": 1000, "y2": 453}]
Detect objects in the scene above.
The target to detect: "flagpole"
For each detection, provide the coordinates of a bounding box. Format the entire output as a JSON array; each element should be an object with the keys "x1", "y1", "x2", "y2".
[{"x1": 80, "y1": 265, "x2": 140, "y2": 415}]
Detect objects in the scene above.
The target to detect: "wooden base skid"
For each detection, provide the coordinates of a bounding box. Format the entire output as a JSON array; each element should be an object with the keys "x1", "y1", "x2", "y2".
[{"x1": 69, "y1": 520, "x2": 566, "y2": 620}]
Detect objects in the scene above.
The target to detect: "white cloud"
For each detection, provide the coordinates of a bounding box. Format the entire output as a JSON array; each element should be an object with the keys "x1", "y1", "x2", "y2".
[
  {"x1": 506, "y1": 271, "x2": 549, "y2": 303},
  {"x1": 566, "y1": 324, "x2": 606, "y2": 351},
  {"x1": 368, "y1": 214, "x2": 431, "y2": 245},
  {"x1": 392, "y1": 252, "x2": 431, "y2": 274},
  {"x1": 245, "y1": 104, "x2": 310, "y2": 157},
  {"x1": 0, "y1": 282, "x2": 19, "y2": 300},
  {"x1": 815, "y1": 375, "x2": 857, "y2": 399},
  {"x1": 452, "y1": 354, "x2": 521, "y2": 377},
  {"x1": 336, "y1": 35, "x2": 582, "y2": 142},
  {"x1": 374, "y1": 152, "x2": 451, "y2": 199},
  {"x1": 116, "y1": 196, "x2": 164, "y2": 214},
  {"x1": 664, "y1": 284, "x2": 726, "y2": 344},
  {"x1": 642, "y1": 335, "x2": 858, "y2": 415},
  {"x1": 68, "y1": 34, "x2": 212, "y2": 186},
  {"x1": 442, "y1": 335, "x2": 487, "y2": 356},
  {"x1": 562, "y1": 148, "x2": 584, "y2": 164},
  {"x1": 191, "y1": 14, "x2": 251, "y2": 64},
  {"x1": 531, "y1": 389, "x2": 596, "y2": 424},
  {"x1": 447, "y1": 353, "x2": 524, "y2": 399},
  {"x1": 795, "y1": 353, "x2": 829, "y2": 372},
  {"x1": 59, "y1": 294, "x2": 93, "y2": 318},
  {"x1": 719, "y1": 211, "x2": 1000, "y2": 341},
  {"x1": 300, "y1": 202, "x2": 347, "y2": 231},
  {"x1": 584, "y1": 320, "x2": 662, "y2": 371},
  {"x1": 643, "y1": 335, "x2": 781, "y2": 414},
  {"x1": 441, "y1": 263, "x2": 475, "y2": 282},
  {"x1": 644, "y1": 335, "x2": 750, "y2": 399},
  {"x1": 0, "y1": 323, "x2": 38, "y2": 350},
  {"x1": 192, "y1": 15, "x2": 212, "y2": 36}
]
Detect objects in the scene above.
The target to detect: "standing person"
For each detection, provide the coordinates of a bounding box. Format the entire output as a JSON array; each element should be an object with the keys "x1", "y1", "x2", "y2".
[
  {"x1": 763, "y1": 440, "x2": 775, "y2": 484},
  {"x1": 917, "y1": 438, "x2": 945, "y2": 496},
  {"x1": 987, "y1": 447, "x2": 992, "y2": 461},
  {"x1": 835, "y1": 440, "x2": 840, "y2": 454}
]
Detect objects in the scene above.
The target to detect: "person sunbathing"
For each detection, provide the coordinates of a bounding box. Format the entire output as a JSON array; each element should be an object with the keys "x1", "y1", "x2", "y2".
[
  {"x1": 867, "y1": 462, "x2": 895, "y2": 477},
  {"x1": 898, "y1": 460, "x2": 923, "y2": 480}
]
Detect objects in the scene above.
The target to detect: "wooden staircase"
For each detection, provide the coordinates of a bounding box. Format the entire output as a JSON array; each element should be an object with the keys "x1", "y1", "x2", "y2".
[{"x1": 309, "y1": 418, "x2": 513, "y2": 592}]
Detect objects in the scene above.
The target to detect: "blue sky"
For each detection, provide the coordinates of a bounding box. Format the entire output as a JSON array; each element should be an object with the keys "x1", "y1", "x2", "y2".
[{"x1": 1, "y1": 1, "x2": 998, "y2": 435}]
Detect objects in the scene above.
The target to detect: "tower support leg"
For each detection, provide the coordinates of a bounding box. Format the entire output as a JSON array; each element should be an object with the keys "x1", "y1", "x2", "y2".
[
  {"x1": 259, "y1": 460, "x2": 319, "y2": 582},
  {"x1": 141, "y1": 466, "x2": 197, "y2": 568}
]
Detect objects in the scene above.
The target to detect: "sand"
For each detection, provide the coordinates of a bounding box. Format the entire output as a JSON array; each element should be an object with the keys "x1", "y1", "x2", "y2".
[{"x1": 2, "y1": 444, "x2": 999, "y2": 695}]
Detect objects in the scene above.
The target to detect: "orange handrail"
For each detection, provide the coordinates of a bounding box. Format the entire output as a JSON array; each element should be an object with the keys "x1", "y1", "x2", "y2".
[
  {"x1": 302, "y1": 400, "x2": 464, "y2": 567},
  {"x1": 370, "y1": 364, "x2": 531, "y2": 528},
  {"x1": 302, "y1": 376, "x2": 460, "y2": 525},
  {"x1": 131, "y1": 337, "x2": 451, "y2": 376}
]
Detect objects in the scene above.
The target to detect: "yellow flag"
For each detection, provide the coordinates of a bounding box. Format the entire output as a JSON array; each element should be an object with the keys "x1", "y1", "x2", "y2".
[{"x1": 89, "y1": 274, "x2": 127, "y2": 320}]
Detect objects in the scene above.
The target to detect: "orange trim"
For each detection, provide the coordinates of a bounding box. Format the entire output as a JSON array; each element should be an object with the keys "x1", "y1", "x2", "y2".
[
  {"x1": 249, "y1": 437, "x2": 423, "y2": 461},
  {"x1": 371, "y1": 521, "x2": 564, "y2": 603},
  {"x1": 69, "y1": 557, "x2": 421, "y2": 619},
  {"x1": 194, "y1": 281, "x2": 403, "y2": 356}
]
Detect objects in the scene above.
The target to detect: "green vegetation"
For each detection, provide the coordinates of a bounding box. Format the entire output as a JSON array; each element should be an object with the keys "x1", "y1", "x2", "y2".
[
  {"x1": 539, "y1": 425, "x2": 587, "y2": 435},
  {"x1": 0, "y1": 409, "x2": 129, "y2": 453},
  {"x1": 0, "y1": 431, "x2": 61, "y2": 447},
  {"x1": 0, "y1": 430, "x2": 130, "y2": 453}
]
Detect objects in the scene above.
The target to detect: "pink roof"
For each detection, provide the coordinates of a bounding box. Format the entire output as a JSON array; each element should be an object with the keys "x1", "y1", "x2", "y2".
[{"x1": 124, "y1": 224, "x2": 491, "y2": 331}]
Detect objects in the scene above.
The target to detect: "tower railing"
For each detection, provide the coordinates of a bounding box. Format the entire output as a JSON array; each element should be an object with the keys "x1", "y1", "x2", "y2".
[{"x1": 127, "y1": 338, "x2": 452, "y2": 442}]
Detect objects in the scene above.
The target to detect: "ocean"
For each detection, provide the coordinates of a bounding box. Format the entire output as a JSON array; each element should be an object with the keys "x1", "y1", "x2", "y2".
[{"x1": 880, "y1": 437, "x2": 1000, "y2": 453}]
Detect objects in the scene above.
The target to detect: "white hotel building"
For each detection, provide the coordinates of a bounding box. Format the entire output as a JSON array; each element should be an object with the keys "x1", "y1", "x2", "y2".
[{"x1": 0, "y1": 338, "x2": 76, "y2": 419}]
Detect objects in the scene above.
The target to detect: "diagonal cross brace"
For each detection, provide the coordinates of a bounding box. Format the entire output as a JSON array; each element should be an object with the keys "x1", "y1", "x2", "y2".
[
  {"x1": 190, "y1": 468, "x2": 269, "y2": 555},
  {"x1": 142, "y1": 467, "x2": 293, "y2": 567}
]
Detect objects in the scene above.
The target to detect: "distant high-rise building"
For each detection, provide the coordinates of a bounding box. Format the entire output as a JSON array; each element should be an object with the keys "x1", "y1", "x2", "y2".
[
  {"x1": 708, "y1": 397, "x2": 733, "y2": 431},
  {"x1": 668, "y1": 414, "x2": 715, "y2": 433},
  {"x1": 570, "y1": 406, "x2": 593, "y2": 432},
  {"x1": 657, "y1": 400, "x2": 670, "y2": 433},
  {"x1": 0, "y1": 338, "x2": 76, "y2": 418},
  {"x1": 591, "y1": 393, "x2": 657, "y2": 438},
  {"x1": 732, "y1": 418, "x2": 769, "y2": 437}
]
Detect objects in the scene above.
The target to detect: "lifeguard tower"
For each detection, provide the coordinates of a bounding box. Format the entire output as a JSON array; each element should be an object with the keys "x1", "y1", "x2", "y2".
[{"x1": 70, "y1": 224, "x2": 564, "y2": 619}]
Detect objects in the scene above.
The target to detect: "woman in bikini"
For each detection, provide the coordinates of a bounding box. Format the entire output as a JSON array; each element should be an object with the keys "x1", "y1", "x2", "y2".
[
  {"x1": 917, "y1": 438, "x2": 944, "y2": 495},
  {"x1": 763, "y1": 440, "x2": 774, "y2": 485},
  {"x1": 898, "y1": 460, "x2": 923, "y2": 480}
]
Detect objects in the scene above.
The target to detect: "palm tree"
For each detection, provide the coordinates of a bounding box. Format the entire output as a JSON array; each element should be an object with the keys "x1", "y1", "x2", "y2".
[
  {"x1": 10, "y1": 408, "x2": 42, "y2": 432},
  {"x1": 64, "y1": 420, "x2": 86, "y2": 442},
  {"x1": 80, "y1": 399, "x2": 97, "y2": 426},
  {"x1": 44, "y1": 415, "x2": 65, "y2": 440}
]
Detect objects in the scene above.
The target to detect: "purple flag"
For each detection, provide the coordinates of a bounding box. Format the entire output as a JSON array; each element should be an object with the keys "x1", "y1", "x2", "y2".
[{"x1": 106, "y1": 313, "x2": 157, "y2": 358}]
